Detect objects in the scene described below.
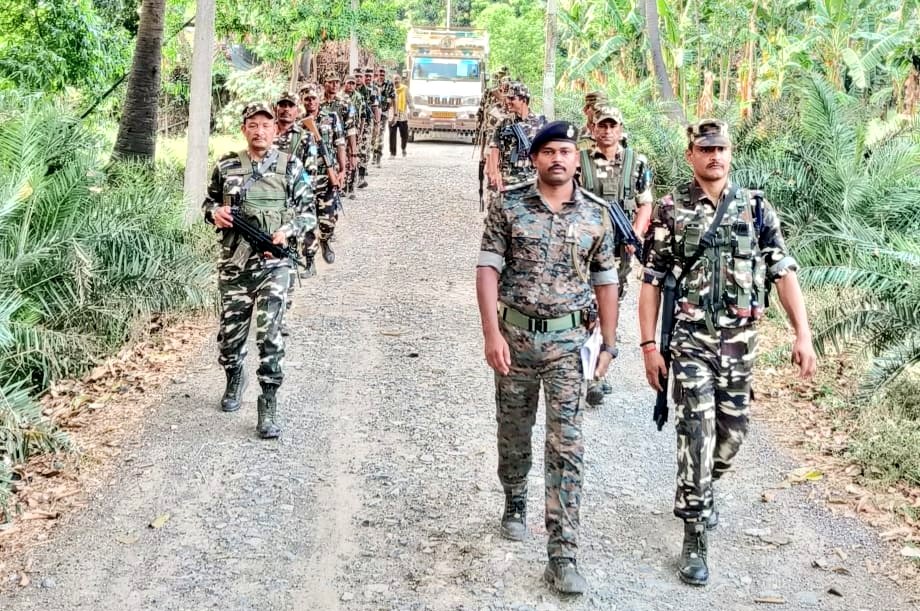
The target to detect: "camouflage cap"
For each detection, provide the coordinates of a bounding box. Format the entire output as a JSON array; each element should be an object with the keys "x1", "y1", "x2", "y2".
[
  {"x1": 322, "y1": 70, "x2": 341, "y2": 83},
  {"x1": 364, "y1": 67, "x2": 375, "y2": 74},
  {"x1": 275, "y1": 91, "x2": 298, "y2": 105},
  {"x1": 298, "y1": 82, "x2": 321, "y2": 98},
  {"x1": 594, "y1": 105, "x2": 624, "y2": 125},
  {"x1": 344, "y1": 73, "x2": 357, "y2": 83},
  {"x1": 241, "y1": 101, "x2": 275, "y2": 121},
  {"x1": 583, "y1": 90, "x2": 608, "y2": 106},
  {"x1": 688, "y1": 118, "x2": 731, "y2": 147}
]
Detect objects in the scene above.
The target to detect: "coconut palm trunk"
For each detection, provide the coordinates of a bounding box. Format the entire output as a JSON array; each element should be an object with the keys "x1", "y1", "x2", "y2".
[
  {"x1": 644, "y1": 0, "x2": 685, "y2": 123},
  {"x1": 113, "y1": 0, "x2": 166, "y2": 161}
]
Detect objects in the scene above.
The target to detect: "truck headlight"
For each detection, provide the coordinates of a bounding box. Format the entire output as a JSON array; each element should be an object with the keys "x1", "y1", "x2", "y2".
[
  {"x1": 462, "y1": 96, "x2": 479, "y2": 106},
  {"x1": 412, "y1": 96, "x2": 426, "y2": 105}
]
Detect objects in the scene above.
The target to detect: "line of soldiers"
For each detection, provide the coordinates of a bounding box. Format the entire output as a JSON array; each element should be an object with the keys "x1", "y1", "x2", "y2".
[
  {"x1": 477, "y1": 104, "x2": 817, "y2": 593},
  {"x1": 202, "y1": 68, "x2": 399, "y2": 439}
]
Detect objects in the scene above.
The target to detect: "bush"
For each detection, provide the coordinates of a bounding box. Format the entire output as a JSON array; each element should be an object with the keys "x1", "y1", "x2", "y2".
[{"x1": 0, "y1": 94, "x2": 215, "y2": 511}]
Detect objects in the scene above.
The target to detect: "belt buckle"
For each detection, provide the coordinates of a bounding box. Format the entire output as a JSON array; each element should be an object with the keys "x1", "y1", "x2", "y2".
[{"x1": 529, "y1": 318, "x2": 548, "y2": 333}]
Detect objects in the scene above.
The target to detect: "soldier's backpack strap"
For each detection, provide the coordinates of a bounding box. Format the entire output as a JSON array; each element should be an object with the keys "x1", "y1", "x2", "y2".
[
  {"x1": 235, "y1": 148, "x2": 281, "y2": 198},
  {"x1": 619, "y1": 146, "x2": 636, "y2": 203},
  {"x1": 579, "y1": 149, "x2": 596, "y2": 192}
]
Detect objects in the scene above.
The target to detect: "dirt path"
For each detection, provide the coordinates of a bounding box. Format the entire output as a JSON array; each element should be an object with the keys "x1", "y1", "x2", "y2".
[{"x1": 1, "y1": 143, "x2": 916, "y2": 610}]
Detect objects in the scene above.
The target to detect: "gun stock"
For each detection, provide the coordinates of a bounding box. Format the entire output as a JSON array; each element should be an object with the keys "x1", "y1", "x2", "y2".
[{"x1": 226, "y1": 209, "x2": 309, "y2": 271}]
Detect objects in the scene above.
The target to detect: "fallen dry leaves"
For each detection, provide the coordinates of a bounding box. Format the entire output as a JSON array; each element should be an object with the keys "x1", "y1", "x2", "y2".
[
  {"x1": 0, "y1": 314, "x2": 212, "y2": 589},
  {"x1": 754, "y1": 318, "x2": 920, "y2": 595}
]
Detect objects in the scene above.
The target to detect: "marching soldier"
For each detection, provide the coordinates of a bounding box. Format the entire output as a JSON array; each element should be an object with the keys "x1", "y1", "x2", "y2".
[
  {"x1": 301, "y1": 81, "x2": 347, "y2": 272},
  {"x1": 477, "y1": 121, "x2": 620, "y2": 595},
  {"x1": 202, "y1": 102, "x2": 315, "y2": 438},
  {"x1": 356, "y1": 70, "x2": 376, "y2": 189},
  {"x1": 341, "y1": 74, "x2": 366, "y2": 197},
  {"x1": 638, "y1": 119, "x2": 817, "y2": 586},
  {"x1": 363, "y1": 67, "x2": 382, "y2": 171},
  {"x1": 373, "y1": 68, "x2": 395, "y2": 167},
  {"x1": 580, "y1": 105, "x2": 653, "y2": 406},
  {"x1": 486, "y1": 82, "x2": 546, "y2": 194}
]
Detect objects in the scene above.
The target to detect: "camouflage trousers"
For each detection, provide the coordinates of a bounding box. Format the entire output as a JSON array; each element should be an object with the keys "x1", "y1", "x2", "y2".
[
  {"x1": 359, "y1": 122, "x2": 371, "y2": 172},
  {"x1": 372, "y1": 117, "x2": 387, "y2": 163},
  {"x1": 217, "y1": 262, "x2": 290, "y2": 387},
  {"x1": 616, "y1": 245, "x2": 633, "y2": 301},
  {"x1": 303, "y1": 187, "x2": 339, "y2": 257},
  {"x1": 495, "y1": 319, "x2": 587, "y2": 561},
  {"x1": 671, "y1": 322, "x2": 758, "y2": 523}
]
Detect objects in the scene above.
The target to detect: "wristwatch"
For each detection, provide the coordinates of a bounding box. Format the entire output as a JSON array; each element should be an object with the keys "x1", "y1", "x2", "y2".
[{"x1": 600, "y1": 343, "x2": 619, "y2": 359}]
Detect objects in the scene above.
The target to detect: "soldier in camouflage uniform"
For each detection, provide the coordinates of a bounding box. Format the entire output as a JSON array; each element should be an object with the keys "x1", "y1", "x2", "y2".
[
  {"x1": 373, "y1": 68, "x2": 395, "y2": 167},
  {"x1": 579, "y1": 105, "x2": 654, "y2": 407},
  {"x1": 203, "y1": 102, "x2": 316, "y2": 439},
  {"x1": 638, "y1": 119, "x2": 817, "y2": 586},
  {"x1": 299, "y1": 81, "x2": 347, "y2": 273},
  {"x1": 486, "y1": 83, "x2": 546, "y2": 196},
  {"x1": 331, "y1": 74, "x2": 360, "y2": 199},
  {"x1": 576, "y1": 91, "x2": 607, "y2": 151},
  {"x1": 477, "y1": 121, "x2": 621, "y2": 596},
  {"x1": 356, "y1": 70, "x2": 376, "y2": 189},
  {"x1": 363, "y1": 68, "x2": 382, "y2": 170},
  {"x1": 475, "y1": 70, "x2": 510, "y2": 210}
]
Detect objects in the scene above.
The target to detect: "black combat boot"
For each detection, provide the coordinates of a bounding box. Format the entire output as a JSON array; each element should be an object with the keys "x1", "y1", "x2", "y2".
[
  {"x1": 321, "y1": 240, "x2": 335, "y2": 264},
  {"x1": 500, "y1": 488, "x2": 527, "y2": 541},
  {"x1": 544, "y1": 558, "x2": 588, "y2": 595},
  {"x1": 706, "y1": 486, "x2": 719, "y2": 530},
  {"x1": 357, "y1": 168, "x2": 368, "y2": 189},
  {"x1": 300, "y1": 254, "x2": 316, "y2": 278},
  {"x1": 220, "y1": 367, "x2": 246, "y2": 412},
  {"x1": 678, "y1": 521, "x2": 709, "y2": 586},
  {"x1": 256, "y1": 385, "x2": 282, "y2": 439}
]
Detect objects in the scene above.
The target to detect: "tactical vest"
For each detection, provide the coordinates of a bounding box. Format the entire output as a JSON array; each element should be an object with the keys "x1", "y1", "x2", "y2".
[
  {"x1": 224, "y1": 150, "x2": 292, "y2": 235},
  {"x1": 579, "y1": 146, "x2": 637, "y2": 212},
  {"x1": 673, "y1": 184, "x2": 767, "y2": 323}
]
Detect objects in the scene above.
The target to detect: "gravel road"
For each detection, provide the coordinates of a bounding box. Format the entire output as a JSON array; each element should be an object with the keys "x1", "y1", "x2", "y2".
[{"x1": 0, "y1": 143, "x2": 915, "y2": 610}]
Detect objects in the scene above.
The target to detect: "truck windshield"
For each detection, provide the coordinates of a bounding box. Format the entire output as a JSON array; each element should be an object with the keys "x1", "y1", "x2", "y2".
[{"x1": 412, "y1": 57, "x2": 480, "y2": 82}]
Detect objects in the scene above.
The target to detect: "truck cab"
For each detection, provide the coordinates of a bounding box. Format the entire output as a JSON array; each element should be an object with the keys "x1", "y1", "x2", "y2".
[{"x1": 406, "y1": 28, "x2": 489, "y2": 143}]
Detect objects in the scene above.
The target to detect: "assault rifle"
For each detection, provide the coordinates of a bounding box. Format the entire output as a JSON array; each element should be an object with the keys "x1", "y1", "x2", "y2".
[
  {"x1": 654, "y1": 273, "x2": 677, "y2": 430},
  {"x1": 301, "y1": 117, "x2": 341, "y2": 188},
  {"x1": 602, "y1": 199, "x2": 643, "y2": 259},
  {"x1": 501, "y1": 122, "x2": 531, "y2": 165},
  {"x1": 226, "y1": 207, "x2": 310, "y2": 272}
]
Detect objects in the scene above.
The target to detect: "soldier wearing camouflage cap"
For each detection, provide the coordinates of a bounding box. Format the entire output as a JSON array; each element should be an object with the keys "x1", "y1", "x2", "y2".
[
  {"x1": 477, "y1": 120, "x2": 621, "y2": 595},
  {"x1": 639, "y1": 118, "x2": 817, "y2": 586},
  {"x1": 202, "y1": 101, "x2": 316, "y2": 439},
  {"x1": 486, "y1": 82, "x2": 546, "y2": 198},
  {"x1": 577, "y1": 91, "x2": 608, "y2": 151},
  {"x1": 373, "y1": 68, "x2": 395, "y2": 166},
  {"x1": 340, "y1": 73, "x2": 369, "y2": 196}
]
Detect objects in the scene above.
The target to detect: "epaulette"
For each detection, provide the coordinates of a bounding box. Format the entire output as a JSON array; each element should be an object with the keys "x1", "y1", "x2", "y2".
[
  {"x1": 502, "y1": 179, "x2": 536, "y2": 194},
  {"x1": 578, "y1": 188, "x2": 607, "y2": 206}
]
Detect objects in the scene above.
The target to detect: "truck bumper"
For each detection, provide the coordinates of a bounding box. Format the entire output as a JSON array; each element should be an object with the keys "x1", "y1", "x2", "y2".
[{"x1": 408, "y1": 117, "x2": 478, "y2": 143}]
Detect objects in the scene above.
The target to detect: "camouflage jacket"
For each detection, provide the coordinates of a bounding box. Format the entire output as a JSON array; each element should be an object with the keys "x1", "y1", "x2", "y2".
[
  {"x1": 273, "y1": 123, "x2": 306, "y2": 157},
  {"x1": 377, "y1": 79, "x2": 395, "y2": 111},
  {"x1": 478, "y1": 180, "x2": 618, "y2": 319},
  {"x1": 322, "y1": 97, "x2": 356, "y2": 138},
  {"x1": 341, "y1": 89, "x2": 367, "y2": 128},
  {"x1": 641, "y1": 179, "x2": 798, "y2": 328},
  {"x1": 576, "y1": 125, "x2": 595, "y2": 151},
  {"x1": 490, "y1": 112, "x2": 546, "y2": 186},
  {"x1": 478, "y1": 96, "x2": 507, "y2": 158},
  {"x1": 359, "y1": 84, "x2": 379, "y2": 111},
  {"x1": 581, "y1": 145, "x2": 653, "y2": 213},
  {"x1": 203, "y1": 149, "x2": 316, "y2": 270}
]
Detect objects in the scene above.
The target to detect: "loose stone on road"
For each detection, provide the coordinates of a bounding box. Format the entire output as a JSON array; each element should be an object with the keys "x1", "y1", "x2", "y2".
[{"x1": 0, "y1": 143, "x2": 914, "y2": 610}]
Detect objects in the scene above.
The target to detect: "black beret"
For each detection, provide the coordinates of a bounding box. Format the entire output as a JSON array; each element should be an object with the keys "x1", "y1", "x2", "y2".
[{"x1": 529, "y1": 121, "x2": 578, "y2": 155}]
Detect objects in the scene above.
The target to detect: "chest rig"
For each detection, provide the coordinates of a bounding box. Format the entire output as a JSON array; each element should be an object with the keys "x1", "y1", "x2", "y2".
[
  {"x1": 223, "y1": 150, "x2": 292, "y2": 236},
  {"x1": 580, "y1": 146, "x2": 638, "y2": 213},
  {"x1": 673, "y1": 183, "x2": 767, "y2": 328}
]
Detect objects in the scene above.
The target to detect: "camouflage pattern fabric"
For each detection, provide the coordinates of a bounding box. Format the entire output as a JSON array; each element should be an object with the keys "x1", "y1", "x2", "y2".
[
  {"x1": 495, "y1": 321, "x2": 587, "y2": 560},
  {"x1": 298, "y1": 108, "x2": 345, "y2": 256},
  {"x1": 303, "y1": 189, "x2": 339, "y2": 258},
  {"x1": 576, "y1": 125, "x2": 595, "y2": 152},
  {"x1": 642, "y1": 180, "x2": 797, "y2": 329},
  {"x1": 670, "y1": 322, "x2": 757, "y2": 522},
  {"x1": 478, "y1": 182, "x2": 618, "y2": 319},
  {"x1": 584, "y1": 146, "x2": 653, "y2": 295},
  {"x1": 490, "y1": 112, "x2": 546, "y2": 187},
  {"x1": 478, "y1": 181, "x2": 618, "y2": 561},
  {"x1": 202, "y1": 151, "x2": 315, "y2": 386},
  {"x1": 640, "y1": 177, "x2": 799, "y2": 523}
]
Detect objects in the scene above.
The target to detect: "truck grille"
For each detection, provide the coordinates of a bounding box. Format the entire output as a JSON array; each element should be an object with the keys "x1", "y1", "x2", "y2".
[{"x1": 426, "y1": 96, "x2": 463, "y2": 106}]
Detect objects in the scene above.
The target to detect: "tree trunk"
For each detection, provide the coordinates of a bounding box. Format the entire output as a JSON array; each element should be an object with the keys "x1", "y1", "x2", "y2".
[
  {"x1": 113, "y1": 0, "x2": 166, "y2": 161},
  {"x1": 644, "y1": 0, "x2": 685, "y2": 123},
  {"x1": 542, "y1": 0, "x2": 557, "y2": 120},
  {"x1": 183, "y1": 0, "x2": 216, "y2": 223},
  {"x1": 349, "y1": 0, "x2": 359, "y2": 75}
]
